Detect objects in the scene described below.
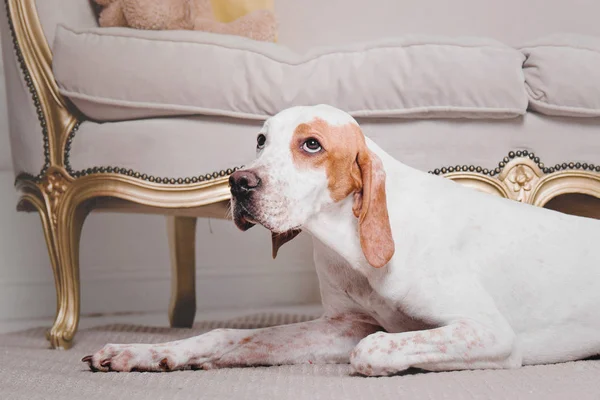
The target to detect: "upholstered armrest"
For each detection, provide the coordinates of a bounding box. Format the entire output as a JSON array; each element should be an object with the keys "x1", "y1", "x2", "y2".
[{"x1": 0, "y1": 0, "x2": 88, "y2": 178}]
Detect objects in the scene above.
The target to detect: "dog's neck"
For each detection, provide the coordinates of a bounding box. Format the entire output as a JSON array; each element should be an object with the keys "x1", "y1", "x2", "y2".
[{"x1": 303, "y1": 196, "x2": 369, "y2": 270}]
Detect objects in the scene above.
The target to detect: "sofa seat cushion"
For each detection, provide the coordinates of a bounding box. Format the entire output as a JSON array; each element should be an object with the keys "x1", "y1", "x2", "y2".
[
  {"x1": 521, "y1": 34, "x2": 600, "y2": 117},
  {"x1": 69, "y1": 114, "x2": 599, "y2": 181},
  {"x1": 53, "y1": 26, "x2": 528, "y2": 122}
]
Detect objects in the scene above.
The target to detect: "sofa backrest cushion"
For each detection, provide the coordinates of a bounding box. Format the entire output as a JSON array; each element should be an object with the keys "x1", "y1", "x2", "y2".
[
  {"x1": 53, "y1": 26, "x2": 528, "y2": 121},
  {"x1": 521, "y1": 34, "x2": 600, "y2": 117}
]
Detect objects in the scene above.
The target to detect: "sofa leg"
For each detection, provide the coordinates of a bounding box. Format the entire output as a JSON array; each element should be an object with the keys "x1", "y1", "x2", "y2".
[
  {"x1": 47, "y1": 203, "x2": 88, "y2": 349},
  {"x1": 19, "y1": 175, "x2": 89, "y2": 349},
  {"x1": 167, "y1": 216, "x2": 197, "y2": 328}
]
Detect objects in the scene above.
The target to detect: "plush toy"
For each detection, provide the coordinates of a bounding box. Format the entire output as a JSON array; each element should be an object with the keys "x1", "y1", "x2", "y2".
[{"x1": 93, "y1": 0, "x2": 277, "y2": 42}]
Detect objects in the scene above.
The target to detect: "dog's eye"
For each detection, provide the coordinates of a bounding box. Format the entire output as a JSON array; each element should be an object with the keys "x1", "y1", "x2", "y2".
[
  {"x1": 257, "y1": 134, "x2": 266, "y2": 149},
  {"x1": 302, "y1": 138, "x2": 322, "y2": 153}
]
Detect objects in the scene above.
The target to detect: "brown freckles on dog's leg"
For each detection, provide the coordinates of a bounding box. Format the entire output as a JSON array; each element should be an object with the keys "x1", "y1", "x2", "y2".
[{"x1": 159, "y1": 358, "x2": 171, "y2": 371}]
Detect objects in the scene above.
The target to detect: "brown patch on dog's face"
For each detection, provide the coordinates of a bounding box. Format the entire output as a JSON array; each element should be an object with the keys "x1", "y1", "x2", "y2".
[
  {"x1": 290, "y1": 117, "x2": 395, "y2": 268},
  {"x1": 290, "y1": 118, "x2": 363, "y2": 202}
]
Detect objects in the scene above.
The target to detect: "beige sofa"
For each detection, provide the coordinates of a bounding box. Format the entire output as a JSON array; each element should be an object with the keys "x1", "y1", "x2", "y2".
[{"x1": 1, "y1": 0, "x2": 599, "y2": 349}]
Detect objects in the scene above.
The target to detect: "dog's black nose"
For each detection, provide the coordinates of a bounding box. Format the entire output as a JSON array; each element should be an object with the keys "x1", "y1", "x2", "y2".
[{"x1": 229, "y1": 170, "x2": 261, "y2": 195}]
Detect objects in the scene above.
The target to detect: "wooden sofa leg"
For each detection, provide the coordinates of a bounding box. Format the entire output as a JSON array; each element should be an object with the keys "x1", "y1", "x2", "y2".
[
  {"x1": 167, "y1": 216, "x2": 197, "y2": 328},
  {"x1": 19, "y1": 173, "x2": 89, "y2": 349}
]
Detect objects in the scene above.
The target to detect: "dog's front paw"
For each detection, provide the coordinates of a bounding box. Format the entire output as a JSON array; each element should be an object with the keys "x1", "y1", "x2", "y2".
[
  {"x1": 349, "y1": 332, "x2": 408, "y2": 377},
  {"x1": 82, "y1": 343, "x2": 194, "y2": 372},
  {"x1": 83, "y1": 329, "x2": 236, "y2": 372}
]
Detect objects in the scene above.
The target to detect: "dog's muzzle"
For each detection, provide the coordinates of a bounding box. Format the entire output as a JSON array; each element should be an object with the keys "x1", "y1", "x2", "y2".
[{"x1": 229, "y1": 170, "x2": 261, "y2": 231}]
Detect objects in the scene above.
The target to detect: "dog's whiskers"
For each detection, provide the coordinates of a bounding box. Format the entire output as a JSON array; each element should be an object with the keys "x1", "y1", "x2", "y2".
[{"x1": 226, "y1": 201, "x2": 233, "y2": 219}]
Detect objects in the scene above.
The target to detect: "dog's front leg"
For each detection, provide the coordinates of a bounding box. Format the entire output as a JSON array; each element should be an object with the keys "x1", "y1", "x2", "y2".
[
  {"x1": 84, "y1": 315, "x2": 380, "y2": 372},
  {"x1": 349, "y1": 319, "x2": 520, "y2": 377}
]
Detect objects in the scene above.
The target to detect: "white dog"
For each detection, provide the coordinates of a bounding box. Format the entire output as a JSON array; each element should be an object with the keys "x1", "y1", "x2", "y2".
[{"x1": 84, "y1": 104, "x2": 600, "y2": 376}]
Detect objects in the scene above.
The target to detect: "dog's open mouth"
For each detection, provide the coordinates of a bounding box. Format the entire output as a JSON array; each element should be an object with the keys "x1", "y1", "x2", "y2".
[{"x1": 235, "y1": 213, "x2": 256, "y2": 231}]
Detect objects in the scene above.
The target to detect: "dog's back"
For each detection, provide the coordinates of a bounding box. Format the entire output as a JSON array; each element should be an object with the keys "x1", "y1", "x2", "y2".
[{"x1": 370, "y1": 137, "x2": 600, "y2": 364}]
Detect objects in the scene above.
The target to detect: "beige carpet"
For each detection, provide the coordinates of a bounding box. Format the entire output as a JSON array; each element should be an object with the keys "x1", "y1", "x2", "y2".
[{"x1": 1, "y1": 312, "x2": 599, "y2": 400}]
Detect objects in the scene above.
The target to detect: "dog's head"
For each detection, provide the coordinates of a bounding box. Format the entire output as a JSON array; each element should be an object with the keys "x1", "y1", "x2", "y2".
[{"x1": 229, "y1": 105, "x2": 394, "y2": 268}]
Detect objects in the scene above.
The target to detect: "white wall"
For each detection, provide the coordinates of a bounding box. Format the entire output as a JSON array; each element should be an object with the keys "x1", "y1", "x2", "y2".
[{"x1": 0, "y1": 41, "x2": 320, "y2": 322}]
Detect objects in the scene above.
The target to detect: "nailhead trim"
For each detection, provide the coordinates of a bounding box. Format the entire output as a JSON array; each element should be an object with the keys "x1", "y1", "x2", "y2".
[
  {"x1": 62, "y1": 123, "x2": 243, "y2": 184},
  {"x1": 5, "y1": 0, "x2": 241, "y2": 185},
  {"x1": 6, "y1": 3, "x2": 598, "y2": 185},
  {"x1": 428, "y1": 150, "x2": 600, "y2": 176}
]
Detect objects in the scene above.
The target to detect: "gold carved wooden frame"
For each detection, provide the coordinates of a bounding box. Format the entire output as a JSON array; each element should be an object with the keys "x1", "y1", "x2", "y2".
[
  {"x1": 6, "y1": 0, "x2": 600, "y2": 349},
  {"x1": 432, "y1": 153, "x2": 600, "y2": 207},
  {"x1": 6, "y1": 0, "x2": 234, "y2": 349}
]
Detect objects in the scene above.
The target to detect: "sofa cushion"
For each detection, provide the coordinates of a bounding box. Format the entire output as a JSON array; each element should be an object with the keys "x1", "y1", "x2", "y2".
[
  {"x1": 69, "y1": 114, "x2": 599, "y2": 181},
  {"x1": 521, "y1": 34, "x2": 600, "y2": 117},
  {"x1": 53, "y1": 26, "x2": 528, "y2": 122}
]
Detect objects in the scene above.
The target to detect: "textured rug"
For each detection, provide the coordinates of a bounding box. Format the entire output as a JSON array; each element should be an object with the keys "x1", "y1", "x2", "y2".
[{"x1": 1, "y1": 312, "x2": 599, "y2": 400}]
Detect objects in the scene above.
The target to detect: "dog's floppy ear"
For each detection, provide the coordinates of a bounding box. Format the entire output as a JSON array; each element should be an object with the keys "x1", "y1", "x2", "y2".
[
  {"x1": 272, "y1": 229, "x2": 302, "y2": 259},
  {"x1": 352, "y1": 147, "x2": 395, "y2": 268}
]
